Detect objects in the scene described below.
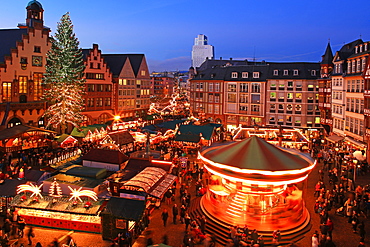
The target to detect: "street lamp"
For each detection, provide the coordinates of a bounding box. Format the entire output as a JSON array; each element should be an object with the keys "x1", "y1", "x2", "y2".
[{"x1": 353, "y1": 159, "x2": 358, "y2": 182}]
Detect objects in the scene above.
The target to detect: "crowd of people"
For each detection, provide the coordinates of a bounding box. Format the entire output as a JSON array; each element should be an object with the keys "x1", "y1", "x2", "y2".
[{"x1": 311, "y1": 147, "x2": 369, "y2": 247}]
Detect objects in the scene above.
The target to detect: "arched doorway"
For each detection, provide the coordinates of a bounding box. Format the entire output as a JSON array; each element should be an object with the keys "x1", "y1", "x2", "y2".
[{"x1": 7, "y1": 117, "x2": 22, "y2": 128}]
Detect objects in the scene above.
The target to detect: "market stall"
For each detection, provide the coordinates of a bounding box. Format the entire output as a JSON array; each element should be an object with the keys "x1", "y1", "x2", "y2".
[
  {"x1": 10, "y1": 182, "x2": 104, "y2": 233},
  {"x1": 0, "y1": 125, "x2": 56, "y2": 153}
]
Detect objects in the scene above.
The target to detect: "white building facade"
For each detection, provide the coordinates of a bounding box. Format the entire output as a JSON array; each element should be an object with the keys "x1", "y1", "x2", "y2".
[{"x1": 191, "y1": 34, "x2": 214, "y2": 68}]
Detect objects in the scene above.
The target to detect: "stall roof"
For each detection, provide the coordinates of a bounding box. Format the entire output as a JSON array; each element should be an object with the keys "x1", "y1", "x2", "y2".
[
  {"x1": 175, "y1": 124, "x2": 216, "y2": 141},
  {"x1": 45, "y1": 174, "x2": 104, "y2": 189},
  {"x1": 81, "y1": 149, "x2": 129, "y2": 165},
  {"x1": 108, "y1": 131, "x2": 135, "y2": 145},
  {"x1": 55, "y1": 134, "x2": 77, "y2": 143},
  {"x1": 0, "y1": 179, "x2": 27, "y2": 197},
  {"x1": 70, "y1": 124, "x2": 107, "y2": 138},
  {"x1": 0, "y1": 125, "x2": 56, "y2": 141},
  {"x1": 25, "y1": 170, "x2": 48, "y2": 183},
  {"x1": 104, "y1": 197, "x2": 146, "y2": 221},
  {"x1": 326, "y1": 134, "x2": 344, "y2": 143},
  {"x1": 60, "y1": 165, "x2": 107, "y2": 179}
]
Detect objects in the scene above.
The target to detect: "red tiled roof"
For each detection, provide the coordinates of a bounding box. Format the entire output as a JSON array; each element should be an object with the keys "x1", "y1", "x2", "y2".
[{"x1": 81, "y1": 149, "x2": 129, "y2": 164}]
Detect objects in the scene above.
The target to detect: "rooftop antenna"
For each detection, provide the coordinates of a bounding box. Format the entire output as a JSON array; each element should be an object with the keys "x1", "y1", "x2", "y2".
[{"x1": 253, "y1": 46, "x2": 256, "y2": 63}]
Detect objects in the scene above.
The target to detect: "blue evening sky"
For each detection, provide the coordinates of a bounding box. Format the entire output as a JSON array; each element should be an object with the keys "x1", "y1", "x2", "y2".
[{"x1": 1, "y1": 0, "x2": 369, "y2": 72}]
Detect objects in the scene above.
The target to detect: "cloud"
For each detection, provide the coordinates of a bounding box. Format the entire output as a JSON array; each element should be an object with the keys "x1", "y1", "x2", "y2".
[{"x1": 147, "y1": 56, "x2": 191, "y2": 72}]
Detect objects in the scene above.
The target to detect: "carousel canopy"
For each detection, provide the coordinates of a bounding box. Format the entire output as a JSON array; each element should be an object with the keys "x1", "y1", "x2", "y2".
[{"x1": 201, "y1": 136, "x2": 314, "y2": 171}]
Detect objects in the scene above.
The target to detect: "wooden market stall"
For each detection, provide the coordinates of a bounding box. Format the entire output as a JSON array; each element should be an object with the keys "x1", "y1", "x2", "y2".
[{"x1": 0, "y1": 125, "x2": 56, "y2": 153}]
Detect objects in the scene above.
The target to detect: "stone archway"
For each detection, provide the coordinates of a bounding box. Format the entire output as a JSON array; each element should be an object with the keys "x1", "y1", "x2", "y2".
[{"x1": 7, "y1": 117, "x2": 23, "y2": 128}]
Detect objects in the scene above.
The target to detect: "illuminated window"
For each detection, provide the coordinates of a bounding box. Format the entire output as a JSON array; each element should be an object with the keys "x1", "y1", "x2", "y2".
[
  {"x1": 228, "y1": 84, "x2": 236, "y2": 92},
  {"x1": 227, "y1": 93, "x2": 236, "y2": 103},
  {"x1": 231, "y1": 72, "x2": 238, "y2": 78},
  {"x1": 19, "y1": 76, "x2": 27, "y2": 94},
  {"x1": 141, "y1": 70, "x2": 146, "y2": 76},
  {"x1": 2, "y1": 82, "x2": 11, "y2": 102},
  {"x1": 311, "y1": 70, "x2": 316, "y2": 76},
  {"x1": 33, "y1": 73, "x2": 43, "y2": 101},
  {"x1": 242, "y1": 72, "x2": 248, "y2": 78},
  {"x1": 136, "y1": 80, "x2": 141, "y2": 85},
  {"x1": 270, "y1": 92, "x2": 276, "y2": 98}
]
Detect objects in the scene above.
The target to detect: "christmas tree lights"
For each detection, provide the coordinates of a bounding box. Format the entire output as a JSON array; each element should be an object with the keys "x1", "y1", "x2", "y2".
[{"x1": 42, "y1": 12, "x2": 86, "y2": 134}]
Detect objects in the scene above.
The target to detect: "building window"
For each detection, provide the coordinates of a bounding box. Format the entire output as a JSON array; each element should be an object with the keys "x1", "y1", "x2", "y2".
[
  {"x1": 273, "y1": 70, "x2": 279, "y2": 76},
  {"x1": 239, "y1": 94, "x2": 248, "y2": 103},
  {"x1": 105, "y1": 97, "x2": 111, "y2": 106},
  {"x1": 228, "y1": 84, "x2": 237, "y2": 92},
  {"x1": 86, "y1": 73, "x2": 104, "y2": 80},
  {"x1": 270, "y1": 92, "x2": 276, "y2": 98},
  {"x1": 141, "y1": 70, "x2": 146, "y2": 76},
  {"x1": 287, "y1": 81, "x2": 293, "y2": 87},
  {"x1": 283, "y1": 70, "x2": 288, "y2": 76},
  {"x1": 251, "y1": 94, "x2": 260, "y2": 103},
  {"x1": 231, "y1": 72, "x2": 238, "y2": 78},
  {"x1": 209, "y1": 83, "x2": 213, "y2": 92},
  {"x1": 33, "y1": 73, "x2": 43, "y2": 101},
  {"x1": 2, "y1": 82, "x2": 11, "y2": 102},
  {"x1": 19, "y1": 76, "x2": 27, "y2": 94},
  {"x1": 253, "y1": 72, "x2": 260, "y2": 78},
  {"x1": 311, "y1": 70, "x2": 316, "y2": 76},
  {"x1": 270, "y1": 104, "x2": 276, "y2": 110},
  {"x1": 240, "y1": 83, "x2": 248, "y2": 92},
  {"x1": 251, "y1": 83, "x2": 260, "y2": 93},
  {"x1": 34, "y1": 46, "x2": 41, "y2": 53},
  {"x1": 227, "y1": 93, "x2": 236, "y2": 103},
  {"x1": 251, "y1": 105, "x2": 260, "y2": 113},
  {"x1": 293, "y1": 70, "x2": 299, "y2": 76},
  {"x1": 242, "y1": 72, "x2": 248, "y2": 78}
]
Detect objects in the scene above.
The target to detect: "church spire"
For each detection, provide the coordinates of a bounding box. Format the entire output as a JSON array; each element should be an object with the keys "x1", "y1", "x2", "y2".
[{"x1": 321, "y1": 42, "x2": 333, "y2": 65}]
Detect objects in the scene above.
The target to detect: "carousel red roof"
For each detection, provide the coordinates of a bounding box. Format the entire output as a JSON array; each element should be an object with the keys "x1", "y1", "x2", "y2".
[{"x1": 201, "y1": 136, "x2": 314, "y2": 171}]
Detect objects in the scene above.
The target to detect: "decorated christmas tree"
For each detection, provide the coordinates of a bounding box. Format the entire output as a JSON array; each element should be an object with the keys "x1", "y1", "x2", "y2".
[
  {"x1": 42, "y1": 12, "x2": 85, "y2": 134},
  {"x1": 49, "y1": 178, "x2": 62, "y2": 198}
]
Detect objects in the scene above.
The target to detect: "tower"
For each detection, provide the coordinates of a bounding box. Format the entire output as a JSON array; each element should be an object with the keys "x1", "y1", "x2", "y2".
[
  {"x1": 318, "y1": 42, "x2": 334, "y2": 134},
  {"x1": 191, "y1": 34, "x2": 214, "y2": 68},
  {"x1": 26, "y1": 0, "x2": 44, "y2": 29}
]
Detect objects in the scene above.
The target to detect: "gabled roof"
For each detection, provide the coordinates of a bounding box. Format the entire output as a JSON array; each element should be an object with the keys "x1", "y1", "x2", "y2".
[
  {"x1": 197, "y1": 59, "x2": 249, "y2": 71},
  {"x1": 321, "y1": 43, "x2": 333, "y2": 65},
  {"x1": 70, "y1": 124, "x2": 107, "y2": 138},
  {"x1": 267, "y1": 62, "x2": 320, "y2": 79},
  {"x1": 81, "y1": 149, "x2": 129, "y2": 164},
  {"x1": 201, "y1": 136, "x2": 314, "y2": 171},
  {"x1": 0, "y1": 125, "x2": 56, "y2": 141},
  {"x1": 108, "y1": 131, "x2": 135, "y2": 145},
  {"x1": 334, "y1": 39, "x2": 363, "y2": 61},
  {"x1": 104, "y1": 197, "x2": 146, "y2": 221},
  {"x1": 0, "y1": 29, "x2": 28, "y2": 64},
  {"x1": 102, "y1": 54, "x2": 145, "y2": 77}
]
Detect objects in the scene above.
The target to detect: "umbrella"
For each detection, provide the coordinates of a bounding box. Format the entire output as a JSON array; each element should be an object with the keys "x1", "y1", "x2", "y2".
[{"x1": 353, "y1": 150, "x2": 366, "y2": 161}]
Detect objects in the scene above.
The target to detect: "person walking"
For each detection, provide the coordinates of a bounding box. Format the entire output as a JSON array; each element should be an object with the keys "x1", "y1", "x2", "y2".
[
  {"x1": 27, "y1": 226, "x2": 35, "y2": 246},
  {"x1": 18, "y1": 216, "x2": 26, "y2": 238},
  {"x1": 172, "y1": 204, "x2": 179, "y2": 224},
  {"x1": 184, "y1": 213, "x2": 191, "y2": 231},
  {"x1": 161, "y1": 209, "x2": 169, "y2": 227},
  {"x1": 326, "y1": 218, "x2": 333, "y2": 239}
]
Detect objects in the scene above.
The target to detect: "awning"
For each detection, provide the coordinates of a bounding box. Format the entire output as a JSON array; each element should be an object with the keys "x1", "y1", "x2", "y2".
[
  {"x1": 325, "y1": 134, "x2": 344, "y2": 143},
  {"x1": 148, "y1": 174, "x2": 177, "y2": 199},
  {"x1": 344, "y1": 137, "x2": 367, "y2": 149}
]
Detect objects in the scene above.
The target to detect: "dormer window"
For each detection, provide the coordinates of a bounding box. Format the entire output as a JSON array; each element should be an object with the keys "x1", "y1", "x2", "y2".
[
  {"x1": 311, "y1": 70, "x2": 316, "y2": 76},
  {"x1": 253, "y1": 72, "x2": 260, "y2": 78},
  {"x1": 242, "y1": 72, "x2": 248, "y2": 78},
  {"x1": 211, "y1": 73, "x2": 216, "y2": 78},
  {"x1": 293, "y1": 70, "x2": 299, "y2": 76},
  {"x1": 283, "y1": 70, "x2": 288, "y2": 76},
  {"x1": 359, "y1": 45, "x2": 363, "y2": 53},
  {"x1": 365, "y1": 43, "x2": 368, "y2": 51},
  {"x1": 273, "y1": 70, "x2": 279, "y2": 76},
  {"x1": 355, "y1": 46, "x2": 358, "y2": 54},
  {"x1": 231, "y1": 72, "x2": 238, "y2": 78}
]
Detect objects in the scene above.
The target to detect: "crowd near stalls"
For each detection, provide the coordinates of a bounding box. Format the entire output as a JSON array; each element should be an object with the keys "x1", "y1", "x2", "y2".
[{"x1": 0, "y1": 118, "x2": 217, "y2": 246}]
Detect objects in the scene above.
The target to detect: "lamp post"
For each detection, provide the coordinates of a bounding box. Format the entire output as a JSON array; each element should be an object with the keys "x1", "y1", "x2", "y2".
[{"x1": 353, "y1": 159, "x2": 358, "y2": 182}]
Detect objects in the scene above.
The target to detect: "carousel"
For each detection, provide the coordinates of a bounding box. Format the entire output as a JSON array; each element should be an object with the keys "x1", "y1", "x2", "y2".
[{"x1": 198, "y1": 136, "x2": 316, "y2": 235}]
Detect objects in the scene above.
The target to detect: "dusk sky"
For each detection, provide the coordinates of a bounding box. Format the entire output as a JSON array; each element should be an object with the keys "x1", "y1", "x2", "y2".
[{"x1": 1, "y1": 0, "x2": 369, "y2": 72}]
